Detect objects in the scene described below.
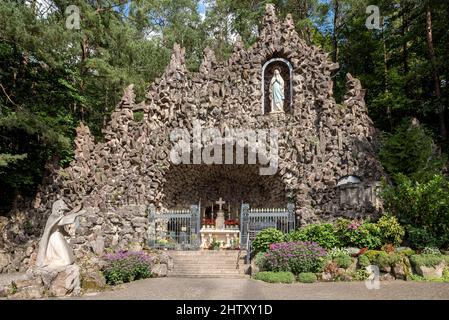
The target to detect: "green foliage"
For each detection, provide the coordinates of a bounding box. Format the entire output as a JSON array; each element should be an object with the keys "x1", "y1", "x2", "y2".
[
  {"x1": 335, "y1": 218, "x2": 382, "y2": 249},
  {"x1": 254, "y1": 252, "x2": 268, "y2": 271},
  {"x1": 382, "y1": 174, "x2": 449, "y2": 249},
  {"x1": 350, "y1": 269, "x2": 370, "y2": 281},
  {"x1": 357, "y1": 255, "x2": 370, "y2": 269},
  {"x1": 253, "y1": 271, "x2": 295, "y2": 284},
  {"x1": 297, "y1": 272, "x2": 317, "y2": 283},
  {"x1": 292, "y1": 223, "x2": 340, "y2": 249},
  {"x1": 379, "y1": 120, "x2": 445, "y2": 180},
  {"x1": 396, "y1": 248, "x2": 416, "y2": 257},
  {"x1": 334, "y1": 254, "x2": 353, "y2": 269},
  {"x1": 252, "y1": 228, "x2": 285, "y2": 253},
  {"x1": 284, "y1": 229, "x2": 308, "y2": 242},
  {"x1": 133, "y1": 111, "x2": 144, "y2": 122},
  {"x1": 376, "y1": 215, "x2": 405, "y2": 246},
  {"x1": 327, "y1": 248, "x2": 350, "y2": 259},
  {"x1": 422, "y1": 247, "x2": 441, "y2": 255},
  {"x1": 409, "y1": 254, "x2": 445, "y2": 268}
]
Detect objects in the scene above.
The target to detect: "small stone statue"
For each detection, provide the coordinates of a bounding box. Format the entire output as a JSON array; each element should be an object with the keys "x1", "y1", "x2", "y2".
[
  {"x1": 36, "y1": 199, "x2": 83, "y2": 268},
  {"x1": 269, "y1": 68, "x2": 285, "y2": 113}
]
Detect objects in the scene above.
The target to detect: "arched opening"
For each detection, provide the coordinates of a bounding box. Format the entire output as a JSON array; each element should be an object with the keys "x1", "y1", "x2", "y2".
[
  {"x1": 160, "y1": 164, "x2": 288, "y2": 220},
  {"x1": 262, "y1": 57, "x2": 293, "y2": 114}
]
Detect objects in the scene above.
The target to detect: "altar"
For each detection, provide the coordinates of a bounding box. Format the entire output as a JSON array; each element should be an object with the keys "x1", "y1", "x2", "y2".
[{"x1": 200, "y1": 197, "x2": 240, "y2": 249}]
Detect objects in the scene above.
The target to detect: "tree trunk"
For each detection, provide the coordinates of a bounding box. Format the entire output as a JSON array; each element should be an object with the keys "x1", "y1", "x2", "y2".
[
  {"x1": 332, "y1": 0, "x2": 339, "y2": 63},
  {"x1": 401, "y1": 0, "x2": 410, "y2": 97},
  {"x1": 426, "y1": 4, "x2": 447, "y2": 140}
]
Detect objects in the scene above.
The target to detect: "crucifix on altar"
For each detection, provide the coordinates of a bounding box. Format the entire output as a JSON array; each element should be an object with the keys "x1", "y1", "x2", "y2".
[{"x1": 215, "y1": 197, "x2": 226, "y2": 229}]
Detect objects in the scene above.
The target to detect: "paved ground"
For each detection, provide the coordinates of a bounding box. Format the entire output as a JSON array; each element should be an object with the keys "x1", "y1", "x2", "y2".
[{"x1": 71, "y1": 277, "x2": 449, "y2": 300}]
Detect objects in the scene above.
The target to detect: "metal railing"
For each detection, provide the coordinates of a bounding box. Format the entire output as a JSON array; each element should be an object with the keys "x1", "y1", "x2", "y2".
[
  {"x1": 240, "y1": 203, "x2": 295, "y2": 263},
  {"x1": 148, "y1": 204, "x2": 201, "y2": 250}
]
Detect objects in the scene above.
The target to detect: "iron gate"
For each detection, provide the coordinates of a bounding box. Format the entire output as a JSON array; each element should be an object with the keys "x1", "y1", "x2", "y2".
[
  {"x1": 240, "y1": 203, "x2": 295, "y2": 261},
  {"x1": 148, "y1": 204, "x2": 201, "y2": 250}
]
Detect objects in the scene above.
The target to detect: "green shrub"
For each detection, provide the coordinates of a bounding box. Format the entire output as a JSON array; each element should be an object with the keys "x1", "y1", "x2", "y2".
[
  {"x1": 334, "y1": 254, "x2": 353, "y2": 269},
  {"x1": 376, "y1": 215, "x2": 405, "y2": 246},
  {"x1": 382, "y1": 174, "x2": 449, "y2": 249},
  {"x1": 252, "y1": 228, "x2": 285, "y2": 253},
  {"x1": 422, "y1": 247, "x2": 441, "y2": 255},
  {"x1": 379, "y1": 119, "x2": 445, "y2": 180},
  {"x1": 297, "y1": 272, "x2": 317, "y2": 283},
  {"x1": 327, "y1": 248, "x2": 350, "y2": 259},
  {"x1": 365, "y1": 250, "x2": 383, "y2": 262},
  {"x1": 300, "y1": 223, "x2": 340, "y2": 249},
  {"x1": 396, "y1": 248, "x2": 416, "y2": 256},
  {"x1": 351, "y1": 269, "x2": 370, "y2": 281},
  {"x1": 285, "y1": 224, "x2": 340, "y2": 249},
  {"x1": 373, "y1": 251, "x2": 391, "y2": 269},
  {"x1": 253, "y1": 271, "x2": 295, "y2": 283},
  {"x1": 410, "y1": 254, "x2": 445, "y2": 268},
  {"x1": 254, "y1": 252, "x2": 268, "y2": 271},
  {"x1": 357, "y1": 255, "x2": 370, "y2": 268},
  {"x1": 335, "y1": 218, "x2": 382, "y2": 249},
  {"x1": 285, "y1": 229, "x2": 308, "y2": 242}
]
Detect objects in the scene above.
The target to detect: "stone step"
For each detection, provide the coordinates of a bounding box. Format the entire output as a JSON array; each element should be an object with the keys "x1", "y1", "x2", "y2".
[
  {"x1": 167, "y1": 250, "x2": 249, "y2": 278},
  {"x1": 172, "y1": 271, "x2": 246, "y2": 275},
  {"x1": 168, "y1": 273, "x2": 250, "y2": 279},
  {"x1": 171, "y1": 258, "x2": 244, "y2": 263},
  {"x1": 167, "y1": 250, "x2": 246, "y2": 255},
  {"x1": 173, "y1": 267, "x2": 244, "y2": 271}
]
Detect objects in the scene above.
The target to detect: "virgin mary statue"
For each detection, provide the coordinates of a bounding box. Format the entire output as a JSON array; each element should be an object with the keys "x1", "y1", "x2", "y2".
[{"x1": 269, "y1": 69, "x2": 285, "y2": 113}]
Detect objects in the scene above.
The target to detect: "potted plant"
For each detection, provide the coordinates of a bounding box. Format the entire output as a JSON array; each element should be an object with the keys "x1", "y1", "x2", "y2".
[{"x1": 209, "y1": 239, "x2": 221, "y2": 250}]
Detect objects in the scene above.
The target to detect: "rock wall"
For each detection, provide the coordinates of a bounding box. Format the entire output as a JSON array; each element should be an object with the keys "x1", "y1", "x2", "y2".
[{"x1": 1, "y1": 4, "x2": 385, "y2": 271}]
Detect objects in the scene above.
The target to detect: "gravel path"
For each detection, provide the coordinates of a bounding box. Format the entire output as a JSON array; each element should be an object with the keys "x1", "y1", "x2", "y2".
[{"x1": 72, "y1": 278, "x2": 449, "y2": 300}]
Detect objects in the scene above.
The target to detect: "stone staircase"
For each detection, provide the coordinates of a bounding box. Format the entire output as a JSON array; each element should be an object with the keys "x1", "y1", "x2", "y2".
[{"x1": 168, "y1": 250, "x2": 249, "y2": 278}]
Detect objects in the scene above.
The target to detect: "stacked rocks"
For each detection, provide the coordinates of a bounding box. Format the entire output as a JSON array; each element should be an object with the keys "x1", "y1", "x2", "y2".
[{"x1": 1, "y1": 4, "x2": 385, "y2": 271}]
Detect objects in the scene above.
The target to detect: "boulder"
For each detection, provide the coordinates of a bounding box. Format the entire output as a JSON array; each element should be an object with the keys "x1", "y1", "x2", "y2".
[
  {"x1": 48, "y1": 265, "x2": 81, "y2": 296},
  {"x1": 10, "y1": 285, "x2": 44, "y2": 299},
  {"x1": 81, "y1": 269, "x2": 106, "y2": 291},
  {"x1": 152, "y1": 263, "x2": 168, "y2": 277},
  {"x1": 0, "y1": 251, "x2": 10, "y2": 272},
  {"x1": 158, "y1": 251, "x2": 174, "y2": 270},
  {"x1": 320, "y1": 272, "x2": 333, "y2": 282},
  {"x1": 414, "y1": 263, "x2": 445, "y2": 279},
  {"x1": 391, "y1": 259, "x2": 411, "y2": 280},
  {"x1": 380, "y1": 273, "x2": 395, "y2": 281}
]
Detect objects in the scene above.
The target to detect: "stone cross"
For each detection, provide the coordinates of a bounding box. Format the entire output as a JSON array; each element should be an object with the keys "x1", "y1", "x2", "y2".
[{"x1": 216, "y1": 197, "x2": 225, "y2": 211}]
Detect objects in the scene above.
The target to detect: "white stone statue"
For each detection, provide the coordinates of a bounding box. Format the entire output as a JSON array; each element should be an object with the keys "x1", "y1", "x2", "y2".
[
  {"x1": 269, "y1": 69, "x2": 285, "y2": 113},
  {"x1": 36, "y1": 199, "x2": 83, "y2": 268}
]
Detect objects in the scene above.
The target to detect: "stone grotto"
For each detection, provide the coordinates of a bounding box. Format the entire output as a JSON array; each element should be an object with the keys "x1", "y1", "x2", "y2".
[{"x1": 0, "y1": 4, "x2": 385, "y2": 275}]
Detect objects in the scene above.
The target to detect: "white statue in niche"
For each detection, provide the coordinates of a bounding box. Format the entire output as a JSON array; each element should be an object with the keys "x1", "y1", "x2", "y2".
[
  {"x1": 269, "y1": 68, "x2": 285, "y2": 113},
  {"x1": 36, "y1": 199, "x2": 84, "y2": 268}
]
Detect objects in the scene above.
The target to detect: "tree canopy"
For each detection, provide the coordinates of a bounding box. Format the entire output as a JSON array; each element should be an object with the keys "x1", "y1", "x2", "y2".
[{"x1": 1, "y1": 0, "x2": 449, "y2": 214}]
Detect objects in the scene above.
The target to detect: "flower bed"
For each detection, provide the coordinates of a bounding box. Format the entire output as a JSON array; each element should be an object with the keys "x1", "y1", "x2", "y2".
[
  {"x1": 102, "y1": 251, "x2": 154, "y2": 285},
  {"x1": 251, "y1": 217, "x2": 449, "y2": 283},
  {"x1": 263, "y1": 241, "x2": 327, "y2": 274}
]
